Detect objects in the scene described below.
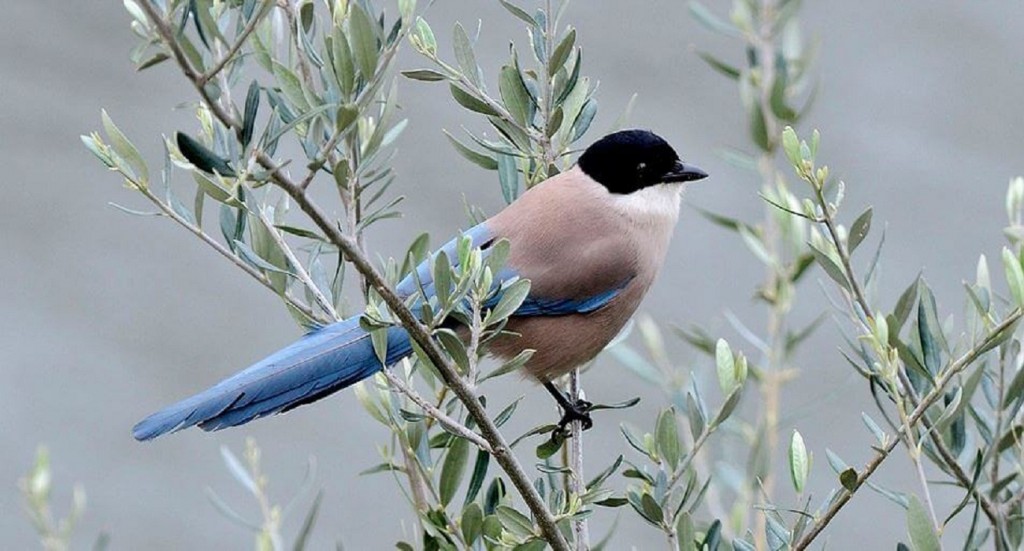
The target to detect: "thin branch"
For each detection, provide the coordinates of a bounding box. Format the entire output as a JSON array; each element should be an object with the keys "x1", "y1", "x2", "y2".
[
  {"x1": 813, "y1": 185, "x2": 873, "y2": 322},
  {"x1": 793, "y1": 309, "x2": 1023, "y2": 550},
  {"x1": 136, "y1": 185, "x2": 324, "y2": 324},
  {"x1": 899, "y1": 369, "x2": 1001, "y2": 526},
  {"x1": 568, "y1": 368, "x2": 590, "y2": 551},
  {"x1": 379, "y1": 367, "x2": 492, "y2": 453},
  {"x1": 198, "y1": 0, "x2": 273, "y2": 86},
  {"x1": 139, "y1": 4, "x2": 570, "y2": 549},
  {"x1": 256, "y1": 206, "x2": 339, "y2": 321}
]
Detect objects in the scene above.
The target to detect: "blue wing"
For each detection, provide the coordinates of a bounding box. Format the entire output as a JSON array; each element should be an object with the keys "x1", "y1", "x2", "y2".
[{"x1": 134, "y1": 222, "x2": 628, "y2": 440}]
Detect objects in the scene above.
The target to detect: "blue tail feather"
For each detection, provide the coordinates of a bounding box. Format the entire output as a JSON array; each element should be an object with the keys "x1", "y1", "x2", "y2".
[{"x1": 133, "y1": 318, "x2": 412, "y2": 440}]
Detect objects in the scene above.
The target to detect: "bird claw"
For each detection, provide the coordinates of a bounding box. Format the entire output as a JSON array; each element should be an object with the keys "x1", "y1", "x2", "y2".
[{"x1": 557, "y1": 399, "x2": 594, "y2": 435}]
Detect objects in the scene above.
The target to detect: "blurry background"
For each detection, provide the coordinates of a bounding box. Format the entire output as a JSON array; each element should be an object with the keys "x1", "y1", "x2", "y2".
[{"x1": 3, "y1": 1, "x2": 1024, "y2": 548}]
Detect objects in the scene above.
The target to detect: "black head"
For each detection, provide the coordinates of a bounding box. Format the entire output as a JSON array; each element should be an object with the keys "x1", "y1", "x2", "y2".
[{"x1": 577, "y1": 129, "x2": 708, "y2": 194}]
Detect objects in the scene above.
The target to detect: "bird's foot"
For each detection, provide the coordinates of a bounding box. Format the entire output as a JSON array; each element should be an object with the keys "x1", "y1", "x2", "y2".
[{"x1": 557, "y1": 398, "x2": 594, "y2": 435}]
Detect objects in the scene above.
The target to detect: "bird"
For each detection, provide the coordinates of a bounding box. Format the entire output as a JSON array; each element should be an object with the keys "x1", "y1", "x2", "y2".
[{"x1": 133, "y1": 129, "x2": 708, "y2": 441}]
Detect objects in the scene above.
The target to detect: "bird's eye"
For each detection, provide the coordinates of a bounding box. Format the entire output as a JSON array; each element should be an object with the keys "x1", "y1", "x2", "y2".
[{"x1": 637, "y1": 162, "x2": 647, "y2": 173}]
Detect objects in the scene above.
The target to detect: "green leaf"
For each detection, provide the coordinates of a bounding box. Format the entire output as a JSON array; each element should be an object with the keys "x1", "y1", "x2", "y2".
[
  {"x1": 789, "y1": 430, "x2": 809, "y2": 493},
  {"x1": 499, "y1": 0, "x2": 535, "y2": 25},
  {"x1": 1003, "y1": 247, "x2": 1024, "y2": 307},
  {"x1": 769, "y1": 54, "x2": 796, "y2": 121},
  {"x1": 475, "y1": 343, "x2": 531, "y2": 379},
  {"x1": 450, "y1": 84, "x2": 500, "y2": 116},
  {"x1": 686, "y1": 391, "x2": 706, "y2": 438},
  {"x1": 271, "y1": 61, "x2": 310, "y2": 112},
  {"x1": 335, "y1": 104, "x2": 359, "y2": 134},
  {"x1": 176, "y1": 132, "x2": 235, "y2": 176},
  {"x1": 892, "y1": 276, "x2": 920, "y2": 332},
  {"x1": 331, "y1": 25, "x2": 355, "y2": 97},
  {"x1": 808, "y1": 242, "x2": 851, "y2": 291},
  {"x1": 535, "y1": 432, "x2": 565, "y2": 459},
  {"x1": 464, "y1": 449, "x2": 490, "y2": 506},
  {"x1": 677, "y1": 512, "x2": 697, "y2": 551},
  {"x1": 461, "y1": 503, "x2": 484, "y2": 545},
  {"x1": 1003, "y1": 364, "x2": 1024, "y2": 409},
  {"x1": 292, "y1": 490, "x2": 323, "y2": 551},
  {"x1": 452, "y1": 22, "x2": 481, "y2": 86},
  {"x1": 369, "y1": 326, "x2": 388, "y2": 365},
  {"x1": 917, "y1": 295, "x2": 942, "y2": 376},
  {"x1": 907, "y1": 495, "x2": 941, "y2": 551},
  {"x1": 486, "y1": 279, "x2": 531, "y2": 324},
  {"x1": 639, "y1": 492, "x2": 664, "y2": 525},
  {"x1": 499, "y1": 65, "x2": 532, "y2": 126},
  {"x1": 401, "y1": 69, "x2": 447, "y2": 81},
  {"x1": 655, "y1": 408, "x2": 682, "y2": 470},
  {"x1": 715, "y1": 338, "x2": 737, "y2": 393},
  {"x1": 193, "y1": 172, "x2": 232, "y2": 203},
  {"x1": 495, "y1": 505, "x2": 535, "y2": 538},
  {"x1": 234, "y1": 240, "x2": 291, "y2": 275},
  {"x1": 571, "y1": 98, "x2": 598, "y2": 143},
  {"x1": 497, "y1": 153, "x2": 520, "y2": 204},
  {"x1": 436, "y1": 329, "x2": 470, "y2": 373},
  {"x1": 750, "y1": 102, "x2": 771, "y2": 152},
  {"x1": 275, "y1": 224, "x2": 326, "y2": 241},
  {"x1": 548, "y1": 28, "x2": 576, "y2": 76},
  {"x1": 688, "y1": 1, "x2": 738, "y2": 36},
  {"x1": 101, "y1": 109, "x2": 148, "y2": 182},
  {"x1": 348, "y1": 4, "x2": 379, "y2": 80},
  {"x1": 712, "y1": 388, "x2": 742, "y2": 427},
  {"x1": 848, "y1": 207, "x2": 873, "y2": 253},
  {"x1": 444, "y1": 130, "x2": 498, "y2": 170},
  {"x1": 696, "y1": 51, "x2": 740, "y2": 80},
  {"x1": 413, "y1": 17, "x2": 437, "y2": 55},
  {"x1": 782, "y1": 127, "x2": 803, "y2": 165},
  {"x1": 439, "y1": 436, "x2": 470, "y2": 506},
  {"x1": 242, "y1": 80, "x2": 260, "y2": 148}
]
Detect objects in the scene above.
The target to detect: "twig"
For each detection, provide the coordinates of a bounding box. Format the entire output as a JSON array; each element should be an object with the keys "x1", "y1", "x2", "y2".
[
  {"x1": 898, "y1": 370, "x2": 1001, "y2": 526},
  {"x1": 379, "y1": 367, "x2": 492, "y2": 453},
  {"x1": 139, "y1": 4, "x2": 570, "y2": 549},
  {"x1": 136, "y1": 185, "x2": 323, "y2": 324},
  {"x1": 256, "y1": 206, "x2": 339, "y2": 321},
  {"x1": 568, "y1": 368, "x2": 590, "y2": 551},
  {"x1": 198, "y1": 0, "x2": 273, "y2": 86},
  {"x1": 793, "y1": 309, "x2": 1023, "y2": 550}
]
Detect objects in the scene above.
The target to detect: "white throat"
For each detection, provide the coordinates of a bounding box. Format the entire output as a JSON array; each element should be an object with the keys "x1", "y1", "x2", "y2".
[{"x1": 609, "y1": 183, "x2": 683, "y2": 227}]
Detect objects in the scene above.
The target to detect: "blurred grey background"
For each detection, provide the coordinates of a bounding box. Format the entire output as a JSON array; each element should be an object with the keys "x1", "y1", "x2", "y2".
[{"x1": 3, "y1": 1, "x2": 1024, "y2": 549}]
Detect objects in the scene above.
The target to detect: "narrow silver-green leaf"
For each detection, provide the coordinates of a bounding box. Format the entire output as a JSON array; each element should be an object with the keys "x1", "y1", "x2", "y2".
[
  {"x1": 808, "y1": 241, "x2": 851, "y2": 291},
  {"x1": 655, "y1": 408, "x2": 682, "y2": 470},
  {"x1": 907, "y1": 495, "x2": 941, "y2": 551},
  {"x1": 452, "y1": 22, "x2": 481, "y2": 86},
  {"x1": 788, "y1": 430, "x2": 809, "y2": 493},
  {"x1": 348, "y1": 4, "x2": 379, "y2": 80},
  {"x1": 439, "y1": 436, "x2": 470, "y2": 506},
  {"x1": 101, "y1": 109, "x2": 148, "y2": 182},
  {"x1": 848, "y1": 207, "x2": 873, "y2": 253},
  {"x1": 548, "y1": 28, "x2": 576, "y2": 76},
  {"x1": 401, "y1": 69, "x2": 447, "y2": 81},
  {"x1": 497, "y1": 153, "x2": 520, "y2": 204},
  {"x1": 450, "y1": 84, "x2": 500, "y2": 116},
  {"x1": 486, "y1": 279, "x2": 531, "y2": 324}
]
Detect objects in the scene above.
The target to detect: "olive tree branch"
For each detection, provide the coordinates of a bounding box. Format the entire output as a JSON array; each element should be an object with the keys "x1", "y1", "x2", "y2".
[
  {"x1": 138, "y1": 3, "x2": 570, "y2": 548},
  {"x1": 135, "y1": 183, "x2": 325, "y2": 325},
  {"x1": 198, "y1": 0, "x2": 274, "y2": 87},
  {"x1": 379, "y1": 367, "x2": 492, "y2": 453},
  {"x1": 793, "y1": 308, "x2": 1023, "y2": 550},
  {"x1": 255, "y1": 206, "x2": 339, "y2": 321}
]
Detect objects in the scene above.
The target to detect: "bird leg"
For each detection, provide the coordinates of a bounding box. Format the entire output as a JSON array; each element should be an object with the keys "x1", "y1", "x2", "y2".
[{"x1": 543, "y1": 381, "x2": 593, "y2": 434}]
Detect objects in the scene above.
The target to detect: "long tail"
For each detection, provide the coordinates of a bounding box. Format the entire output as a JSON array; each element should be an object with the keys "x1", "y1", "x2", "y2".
[{"x1": 133, "y1": 317, "x2": 412, "y2": 441}]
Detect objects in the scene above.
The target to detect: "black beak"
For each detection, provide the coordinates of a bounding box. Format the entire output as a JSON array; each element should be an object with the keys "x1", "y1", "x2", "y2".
[{"x1": 662, "y1": 160, "x2": 709, "y2": 183}]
